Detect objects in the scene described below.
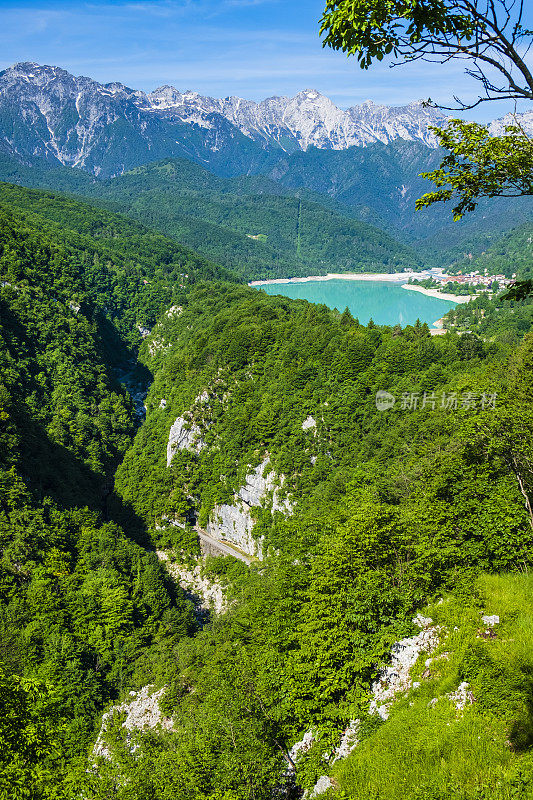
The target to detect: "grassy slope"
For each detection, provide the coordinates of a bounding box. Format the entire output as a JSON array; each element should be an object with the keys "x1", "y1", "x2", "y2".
[{"x1": 333, "y1": 572, "x2": 533, "y2": 800}]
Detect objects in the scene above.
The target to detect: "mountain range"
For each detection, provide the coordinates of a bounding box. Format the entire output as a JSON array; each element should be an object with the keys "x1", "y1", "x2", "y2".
[
  {"x1": 0, "y1": 62, "x2": 449, "y2": 176},
  {"x1": 0, "y1": 61, "x2": 531, "y2": 273}
]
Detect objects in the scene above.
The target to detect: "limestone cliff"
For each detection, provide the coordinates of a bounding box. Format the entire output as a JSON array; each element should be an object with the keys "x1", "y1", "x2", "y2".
[
  {"x1": 156, "y1": 550, "x2": 228, "y2": 615},
  {"x1": 206, "y1": 458, "x2": 292, "y2": 559},
  {"x1": 94, "y1": 686, "x2": 173, "y2": 760},
  {"x1": 166, "y1": 416, "x2": 205, "y2": 465}
]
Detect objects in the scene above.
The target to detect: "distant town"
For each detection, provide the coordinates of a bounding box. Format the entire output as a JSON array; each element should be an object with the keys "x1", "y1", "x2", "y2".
[{"x1": 405, "y1": 267, "x2": 515, "y2": 291}]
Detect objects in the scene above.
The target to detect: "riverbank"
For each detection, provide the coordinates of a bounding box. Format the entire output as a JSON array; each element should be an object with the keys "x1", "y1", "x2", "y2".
[
  {"x1": 402, "y1": 284, "x2": 473, "y2": 304},
  {"x1": 249, "y1": 272, "x2": 410, "y2": 286}
]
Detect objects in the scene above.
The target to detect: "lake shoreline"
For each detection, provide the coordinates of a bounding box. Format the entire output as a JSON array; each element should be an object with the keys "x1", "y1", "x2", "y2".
[
  {"x1": 255, "y1": 273, "x2": 460, "y2": 329},
  {"x1": 401, "y1": 283, "x2": 473, "y2": 304},
  {"x1": 249, "y1": 272, "x2": 409, "y2": 286}
]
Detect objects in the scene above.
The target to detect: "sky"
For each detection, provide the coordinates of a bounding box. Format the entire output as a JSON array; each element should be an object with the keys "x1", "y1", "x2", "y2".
[{"x1": 0, "y1": 0, "x2": 531, "y2": 121}]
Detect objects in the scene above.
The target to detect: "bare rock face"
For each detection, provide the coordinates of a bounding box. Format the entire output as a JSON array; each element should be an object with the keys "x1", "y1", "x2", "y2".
[
  {"x1": 94, "y1": 685, "x2": 172, "y2": 760},
  {"x1": 2, "y1": 62, "x2": 531, "y2": 181},
  {"x1": 142, "y1": 87, "x2": 448, "y2": 150},
  {"x1": 369, "y1": 615, "x2": 441, "y2": 720},
  {"x1": 332, "y1": 720, "x2": 360, "y2": 762},
  {"x1": 206, "y1": 458, "x2": 292, "y2": 559},
  {"x1": 207, "y1": 501, "x2": 261, "y2": 559},
  {"x1": 166, "y1": 416, "x2": 205, "y2": 465},
  {"x1": 156, "y1": 550, "x2": 227, "y2": 615},
  {"x1": 489, "y1": 111, "x2": 533, "y2": 137},
  {"x1": 237, "y1": 458, "x2": 277, "y2": 506},
  {"x1": 0, "y1": 62, "x2": 448, "y2": 180},
  {"x1": 309, "y1": 775, "x2": 334, "y2": 798}
]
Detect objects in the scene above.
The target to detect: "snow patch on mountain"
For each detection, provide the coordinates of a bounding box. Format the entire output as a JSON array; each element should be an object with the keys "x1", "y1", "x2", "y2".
[{"x1": 489, "y1": 110, "x2": 533, "y2": 136}]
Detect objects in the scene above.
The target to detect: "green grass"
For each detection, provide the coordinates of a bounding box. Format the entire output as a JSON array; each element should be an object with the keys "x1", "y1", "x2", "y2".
[{"x1": 332, "y1": 573, "x2": 533, "y2": 800}]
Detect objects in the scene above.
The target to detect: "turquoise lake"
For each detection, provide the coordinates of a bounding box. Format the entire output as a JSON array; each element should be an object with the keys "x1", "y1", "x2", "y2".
[{"x1": 256, "y1": 279, "x2": 457, "y2": 327}]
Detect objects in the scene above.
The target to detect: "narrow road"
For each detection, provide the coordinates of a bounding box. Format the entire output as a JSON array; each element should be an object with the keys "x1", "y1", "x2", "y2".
[{"x1": 195, "y1": 526, "x2": 256, "y2": 565}]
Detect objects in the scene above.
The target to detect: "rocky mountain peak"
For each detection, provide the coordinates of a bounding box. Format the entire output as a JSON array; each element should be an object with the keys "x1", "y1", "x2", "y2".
[{"x1": 1, "y1": 62, "x2": 531, "y2": 178}]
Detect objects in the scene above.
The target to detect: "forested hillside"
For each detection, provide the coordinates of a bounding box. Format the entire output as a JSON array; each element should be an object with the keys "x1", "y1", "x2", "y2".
[
  {"x1": 262, "y1": 140, "x2": 533, "y2": 265},
  {"x1": 1, "y1": 178, "x2": 533, "y2": 798},
  {"x1": 89, "y1": 159, "x2": 422, "y2": 279},
  {"x1": 452, "y1": 222, "x2": 533, "y2": 279},
  {"x1": 104, "y1": 282, "x2": 533, "y2": 798},
  {"x1": 0, "y1": 182, "x2": 235, "y2": 340},
  {"x1": 0, "y1": 156, "x2": 421, "y2": 279},
  {"x1": 0, "y1": 205, "x2": 203, "y2": 795},
  {"x1": 1, "y1": 134, "x2": 531, "y2": 276}
]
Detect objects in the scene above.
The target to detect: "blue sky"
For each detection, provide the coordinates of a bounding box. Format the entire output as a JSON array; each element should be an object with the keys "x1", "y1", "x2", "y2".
[{"x1": 0, "y1": 0, "x2": 531, "y2": 121}]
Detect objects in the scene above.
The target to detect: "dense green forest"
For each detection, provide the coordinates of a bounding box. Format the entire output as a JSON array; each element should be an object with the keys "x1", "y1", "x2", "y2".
[
  {"x1": 0, "y1": 203, "x2": 204, "y2": 795},
  {"x1": 0, "y1": 146, "x2": 531, "y2": 279},
  {"x1": 82, "y1": 159, "x2": 421, "y2": 279},
  {"x1": 443, "y1": 288, "x2": 533, "y2": 342},
  {"x1": 450, "y1": 222, "x2": 533, "y2": 280},
  {"x1": 254, "y1": 140, "x2": 533, "y2": 266},
  {"x1": 109, "y1": 283, "x2": 533, "y2": 798},
  {"x1": 0, "y1": 155, "x2": 421, "y2": 279},
  {"x1": 0, "y1": 182, "x2": 236, "y2": 342},
  {"x1": 1, "y1": 178, "x2": 533, "y2": 799}
]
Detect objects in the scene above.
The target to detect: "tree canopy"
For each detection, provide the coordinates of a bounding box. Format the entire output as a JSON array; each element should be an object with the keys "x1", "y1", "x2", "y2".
[
  {"x1": 320, "y1": 0, "x2": 533, "y2": 230},
  {"x1": 416, "y1": 120, "x2": 533, "y2": 219},
  {"x1": 319, "y1": 0, "x2": 533, "y2": 110}
]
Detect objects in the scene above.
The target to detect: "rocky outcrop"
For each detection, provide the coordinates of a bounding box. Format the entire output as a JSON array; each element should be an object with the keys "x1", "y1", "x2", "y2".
[
  {"x1": 206, "y1": 502, "x2": 262, "y2": 559},
  {"x1": 166, "y1": 416, "x2": 205, "y2": 465},
  {"x1": 332, "y1": 720, "x2": 360, "y2": 763},
  {"x1": 165, "y1": 305, "x2": 182, "y2": 317},
  {"x1": 206, "y1": 458, "x2": 292, "y2": 559},
  {"x1": 447, "y1": 681, "x2": 475, "y2": 710},
  {"x1": 141, "y1": 89, "x2": 448, "y2": 150},
  {"x1": 164, "y1": 391, "x2": 292, "y2": 559},
  {"x1": 156, "y1": 550, "x2": 227, "y2": 615},
  {"x1": 309, "y1": 776, "x2": 335, "y2": 798},
  {"x1": 166, "y1": 389, "x2": 215, "y2": 466},
  {"x1": 309, "y1": 615, "x2": 442, "y2": 796},
  {"x1": 369, "y1": 614, "x2": 441, "y2": 720},
  {"x1": 94, "y1": 685, "x2": 172, "y2": 760}
]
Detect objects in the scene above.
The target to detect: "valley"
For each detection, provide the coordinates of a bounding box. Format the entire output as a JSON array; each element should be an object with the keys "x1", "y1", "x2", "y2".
[
  {"x1": 0, "y1": 50, "x2": 533, "y2": 800},
  {"x1": 1, "y1": 63, "x2": 532, "y2": 278}
]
